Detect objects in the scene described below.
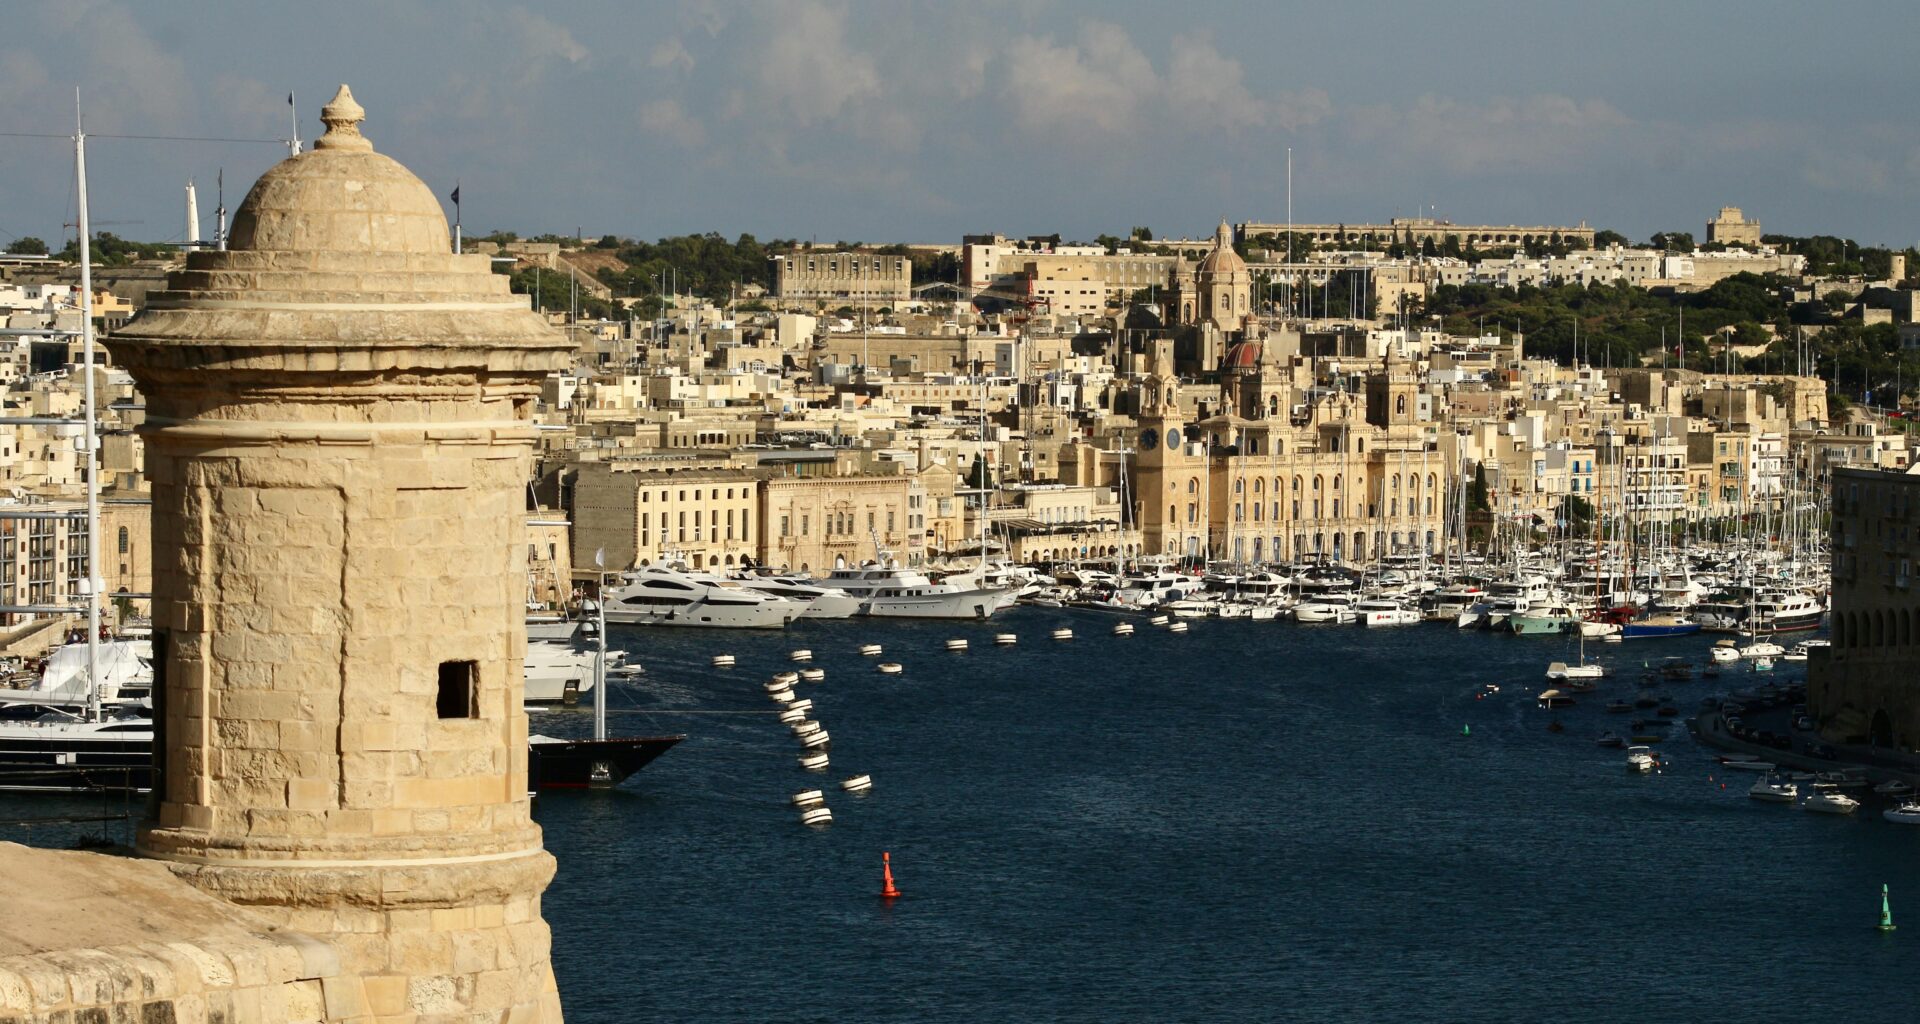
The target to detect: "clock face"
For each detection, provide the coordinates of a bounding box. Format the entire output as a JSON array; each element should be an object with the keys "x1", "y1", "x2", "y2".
[
  {"x1": 1139, "y1": 427, "x2": 1158, "y2": 450},
  {"x1": 1166, "y1": 427, "x2": 1182, "y2": 450}
]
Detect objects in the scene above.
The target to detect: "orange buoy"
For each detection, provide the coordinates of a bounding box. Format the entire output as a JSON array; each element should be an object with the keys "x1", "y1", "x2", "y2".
[{"x1": 881, "y1": 851, "x2": 902, "y2": 900}]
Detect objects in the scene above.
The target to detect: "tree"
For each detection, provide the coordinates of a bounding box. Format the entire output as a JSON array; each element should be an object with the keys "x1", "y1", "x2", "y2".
[
  {"x1": 5, "y1": 236, "x2": 48, "y2": 256},
  {"x1": 1592, "y1": 229, "x2": 1630, "y2": 248},
  {"x1": 595, "y1": 234, "x2": 620, "y2": 249},
  {"x1": 1649, "y1": 231, "x2": 1695, "y2": 252},
  {"x1": 1130, "y1": 226, "x2": 1153, "y2": 241},
  {"x1": 1469, "y1": 464, "x2": 1490, "y2": 512}
]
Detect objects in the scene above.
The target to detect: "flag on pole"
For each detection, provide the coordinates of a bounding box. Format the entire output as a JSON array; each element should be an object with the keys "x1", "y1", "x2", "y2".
[
  {"x1": 449, "y1": 185, "x2": 461, "y2": 206},
  {"x1": 593, "y1": 548, "x2": 605, "y2": 568},
  {"x1": 287, "y1": 92, "x2": 294, "y2": 107}
]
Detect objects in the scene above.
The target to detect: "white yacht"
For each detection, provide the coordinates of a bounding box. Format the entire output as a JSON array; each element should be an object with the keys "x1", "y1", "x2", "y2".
[
  {"x1": 1294, "y1": 593, "x2": 1359, "y2": 624},
  {"x1": 1355, "y1": 598, "x2": 1420, "y2": 626},
  {"x1": 1626, "y1": 745, "x2": 1657, "y2": 772},
  {"x1": 602, "y1": 565, "x2": 805, "y2": 628},
  {"x1": 818, "y1": 560, "x2": 1019, "y2": 619},
  {"x1": 1111, "y1": 569, "x2": 1205, "y2": 609},
  {"x1": 728, "y1": 571, "x2": 863, "y2": 619},
  {"x1": 1748, "y1": 776, "x2": 1797, "y2": 803},
  {"x1": 523, "y1": 641, "x2": 599, "y2": 705},
  {"x1": 1800, "y1": 785, "x2": 1860, "y2": 815}
]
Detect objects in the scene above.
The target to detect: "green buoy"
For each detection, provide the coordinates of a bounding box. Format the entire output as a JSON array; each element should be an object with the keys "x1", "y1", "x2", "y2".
[
  {"x1": 1461, "y1": 724, "x2": 1470, "y2": 737},
  {"x1": 1879, "y1": 884, "x2": 1897, "y2": 933}
]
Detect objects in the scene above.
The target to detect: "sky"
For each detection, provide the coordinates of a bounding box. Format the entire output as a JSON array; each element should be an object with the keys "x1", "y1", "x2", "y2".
[{"x1": 3, "y1": 0, "x2": 1918, "y2": 251}]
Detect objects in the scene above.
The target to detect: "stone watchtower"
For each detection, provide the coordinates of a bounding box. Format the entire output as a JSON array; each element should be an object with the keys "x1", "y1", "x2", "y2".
[{"x1": 108, "y1": 86, "x2": 574, "y2": 1021}]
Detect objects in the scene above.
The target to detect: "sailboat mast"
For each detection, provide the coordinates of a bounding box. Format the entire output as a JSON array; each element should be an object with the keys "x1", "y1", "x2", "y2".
[{"x1": 75, "y1": 96, "x2": 102, "y2": 724}]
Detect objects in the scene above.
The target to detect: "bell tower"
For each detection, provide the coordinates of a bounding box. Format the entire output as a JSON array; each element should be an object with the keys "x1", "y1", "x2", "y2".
[{"x1": 110, "y1": 86, "x2": 574, "y2": 1022}]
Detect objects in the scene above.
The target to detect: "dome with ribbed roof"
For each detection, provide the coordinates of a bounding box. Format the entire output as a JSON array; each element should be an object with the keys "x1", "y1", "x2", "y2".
[
  {"x1": 227, "y1": 84, "x2": 450, "y2": 255},
  {"x1": 1197, "y1": 219, "x2": 1246, "y2": 277}
]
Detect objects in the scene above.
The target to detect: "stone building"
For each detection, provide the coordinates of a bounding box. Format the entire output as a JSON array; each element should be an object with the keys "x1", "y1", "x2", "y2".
[
  {"x1": 0, "y1": 85, "x2": 579, "y2": 1024},
  {"x1": 1127, "y1": 340, "x2": 1445, "y2": 563},
  {"x1": 1810, "y1": 466, "x2": 1920, "y2": 747},
  {"x1": 771, "y1": 250, "x2": 911, "y2": 305},
  {"x1": 758, "y1": 458, "x2": 914, "y2": 571},
  {"x1": 571, "y1": 459, "x2": 759, "y2": 571},
  {"x1": 1236, "y1": 217, "x2": 1596, "y2": 249},
  {"x1": 1706, "y1": 206, "x2": 1762, "y2": 246}
]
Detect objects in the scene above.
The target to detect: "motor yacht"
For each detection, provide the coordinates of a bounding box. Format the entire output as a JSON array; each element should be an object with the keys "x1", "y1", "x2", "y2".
[
  {"x1": 1748, "y1": 776, "x2": 1797, "y2": 803},
  {"x1": 1355, "y1": 597, "x2": 1420, "y2": 626},
  {"x1": 818, "y1": 560, "x2": 1019, "y2": 619},
  {"x1": 1710, "y1": 639, "x2": 1739, "y2": 664},
  {"x1": 1626, "y1": 745, "x2": 1657, "y2": 771},
  {"x1": 1883, "y1": 801, "x2": 1920, "y2": 825},
  {"x1": 523, "y1": 640, "x2": 598, "y2": 705},
  {"x1": 1800, "y1": 785, "x2": 1860, "y2": 815},
  {"x1": 728, "y1": 571, "x2": 864, "y2": 618},
  {"x1": 1748, "y1": 591, "x2": 1825, "y2": 634},
  {"x1": 1293, "y1": 593, "x2": 1359, "y2": 624},
  {"x1": 602, "y1": 565, "x2": 805, "y2": 628},
  {"x1": 1737, "y1": 639, "x2": 1785, "y2": 659},
  {"x1": 1508, "y1": 601, "x2": 1579, "y2": 636}
]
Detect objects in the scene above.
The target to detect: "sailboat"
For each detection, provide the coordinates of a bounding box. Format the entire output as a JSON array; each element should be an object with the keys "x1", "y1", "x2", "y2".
[
  {"x1": 1545, "y1": 626, "x2": 1607, "y2": 686},
  {"x1": 527, "y1": 556, "x2": 683, "y2": 789}
]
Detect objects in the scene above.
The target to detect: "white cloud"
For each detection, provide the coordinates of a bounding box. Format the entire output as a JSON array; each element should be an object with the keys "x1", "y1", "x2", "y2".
[
  {"x1": 648, "y1": 37, "x2": 696, "y2": 74},
  {"x1": 753, "y1": 0, "x2": 880, "y2": 126},
  {"x1": 999, "y1": 21, "x2": 1159, "y2": 141},
  {"x1": 639, "y1": 98, "x2": 706, "y2": 149}
]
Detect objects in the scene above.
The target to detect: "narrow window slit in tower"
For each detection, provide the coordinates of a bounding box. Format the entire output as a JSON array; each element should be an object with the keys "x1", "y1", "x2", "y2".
[{"x1": 438, "y1": 660, "x2": 477, "y2": 719}]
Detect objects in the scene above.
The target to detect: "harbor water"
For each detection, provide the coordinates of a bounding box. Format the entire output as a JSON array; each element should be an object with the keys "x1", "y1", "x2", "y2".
[
  {"x1": 4, "y1": 611, "x2": 1908, "y2": 1022},
  {"x1": 534, "y1": 610, "x2": 1910, "y2": 1023}
]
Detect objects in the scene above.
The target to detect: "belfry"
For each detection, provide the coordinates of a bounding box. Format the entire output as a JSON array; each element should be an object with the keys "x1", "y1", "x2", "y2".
[{"x1": 108, "y1": 85, "x2": 574, "y2": 1021}]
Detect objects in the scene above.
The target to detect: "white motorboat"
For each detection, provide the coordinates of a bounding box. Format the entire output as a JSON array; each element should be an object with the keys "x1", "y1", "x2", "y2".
[
  {"x1": 602, "y1": 565, "x2": 805, "y2": 629},
  {"x1": 1874, "y1": 780, "x2": 1915, "y2": 798},
  {"x1": 1578, "y1": 620, "x2": 1622, "y2": 638},
  {"x1": 1294, "y1": 594, "x2": 1358, "y2": 624},
  {"x1": 1626, "y1": 745, "x2": 1657, "y2": 772},
  {"x1": 1800, "y1": 785, "x2": 1860, "y2": 815},
  {"x1": 1883, "y1": 801, "x2": 1920, "y2": 825},
  {"x1": 1355, "y1": 598, "x2": 1421, "y2": 626},
  {"x1": 522, "y1": 641, "x2": 598, "y2": 705},
  {"x1": 818, "y1": 560, "x2": 1019, "y2": 619},
  {"x1": 1710, "y1": 639, "x2": 1740, "y2": 664},
  {"x1": 1748, "y1": 776, "x2": 1797, "y2": 803},
  {"x1": 1738, "y1": 640, "x2": 1786, "y2": 659},
  {"x1": 728, "y1": 571, "x2": 864, "y2": 618}
]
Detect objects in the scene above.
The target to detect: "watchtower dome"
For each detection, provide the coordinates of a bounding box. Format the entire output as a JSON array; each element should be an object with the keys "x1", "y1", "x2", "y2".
[{"x1": 108, "y1": 85, "x2": 574, "y2": 1022}]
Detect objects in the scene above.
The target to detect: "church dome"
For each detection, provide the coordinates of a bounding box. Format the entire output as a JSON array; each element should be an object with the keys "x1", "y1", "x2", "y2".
[
  {"x1": 227, "y1": 85, "x2": 450, "y2": 255},
  {"x1": 1197, "y1": 219, "x2": 1246, "y2": 277},
  {"x1": 1222, "y1": 337, "x2": 1263, "y2": 371}
]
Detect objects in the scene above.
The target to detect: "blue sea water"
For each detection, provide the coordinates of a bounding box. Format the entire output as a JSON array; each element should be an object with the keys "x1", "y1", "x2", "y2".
[
  {"x1": 3, "y1": 612, "x2": 1909, "y2": 1023},
  {"x1": 533, "y1": 612, "x2": 1914, "y2": 1024}
]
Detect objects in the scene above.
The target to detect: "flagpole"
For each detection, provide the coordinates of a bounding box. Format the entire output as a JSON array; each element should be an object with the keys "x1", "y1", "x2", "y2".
[
  {"x1": 451, "y1": 180, "x2": 462, "y2": 254},
  {"x1": 287, "y1": 91, "x2": 301, "y2": 157}
]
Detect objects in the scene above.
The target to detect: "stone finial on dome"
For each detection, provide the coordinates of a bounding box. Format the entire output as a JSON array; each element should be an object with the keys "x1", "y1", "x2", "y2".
[
  {"x1": 314, "y1": 84, "x2": 371, "y2": 151},
  {"x1": 1216, "y1": 219, "x2": 1233, "y2": 249}
]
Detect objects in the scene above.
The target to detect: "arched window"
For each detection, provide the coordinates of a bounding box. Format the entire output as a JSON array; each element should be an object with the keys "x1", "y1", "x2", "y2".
[
  {"x1": 1395, "y1": 395, "x2": 1406, "y2": 416},
  {"x1": 1392, "y1": 475, "x2": 1400, "y2": 491},
  {"x1": 1254, "y1": 478, "x2": 1264, "y2": 494},
  {"x1": 1188, "y1": 478, "x2": 1198, "y2": 494},
  {"x1": 1313, "y1": 476, "x2": 1322, "y2": 491},
  {"x1": 1334, "y1": 475, "x2": 1343, "y2": 491},
  {"x1": 117, "y1": 526, "x2": 128, "y2": 554},
  {"x1": 1234, "y1": 479, "x2": 1244, "y2": 494}
]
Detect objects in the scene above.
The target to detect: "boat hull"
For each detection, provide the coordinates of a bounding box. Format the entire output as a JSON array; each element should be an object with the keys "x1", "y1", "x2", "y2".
[
  {"x1": 1620, "y1": 622, "x2": 1702, "y2": 639},
  {"x1": 528, "y1": 735, "x2": 686, "y2": 790}
]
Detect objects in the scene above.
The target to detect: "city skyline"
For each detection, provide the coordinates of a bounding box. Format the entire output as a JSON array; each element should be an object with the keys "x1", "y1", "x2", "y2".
[{"x1": 2, "y1": 1, "x2": 1918, "y2": 250}]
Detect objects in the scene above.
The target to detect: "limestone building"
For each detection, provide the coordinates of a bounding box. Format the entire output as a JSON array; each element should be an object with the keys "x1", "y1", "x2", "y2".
[
  {"x1": 771, "y1": 250, "x2": 911, "y2": 304},
  {"x1": 93, "y1": 85, "x2": 573, "y2": 1023},
  {"x1": 1706, "y1": 206, "x2": 1762, "y2": 246}
]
